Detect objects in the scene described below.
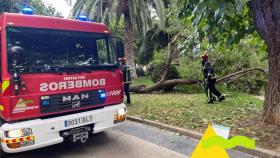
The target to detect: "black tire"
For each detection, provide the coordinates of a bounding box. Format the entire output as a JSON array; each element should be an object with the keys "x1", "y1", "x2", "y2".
[{"x1": 0, "y1": 149, "x2": 7, "y2": 158}]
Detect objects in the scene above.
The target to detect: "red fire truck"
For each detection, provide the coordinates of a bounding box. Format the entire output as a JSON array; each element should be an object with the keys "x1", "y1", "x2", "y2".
[{"x1": 0, "y1": 11, "x2": 126, "y2": 156}]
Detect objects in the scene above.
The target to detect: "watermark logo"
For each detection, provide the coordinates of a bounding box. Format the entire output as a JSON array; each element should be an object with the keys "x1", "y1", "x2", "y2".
[{"x1": 191, "y1": 124, "x2": 255, "y2": 158}]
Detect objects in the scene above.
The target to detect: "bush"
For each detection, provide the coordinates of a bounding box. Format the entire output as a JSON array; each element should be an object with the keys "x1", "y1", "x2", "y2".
[
  {"x1": 228, "y1": 74, "x2": 266, "y2": 95},
  {"x1": 147, "y1": 61, "x2": 180, "y2": 91},
  {"x1": 178, "y1": 57, "x2": 202, "y2": 81},
  {"x1": 136, "y1": 65, "x2": 145, "y2": 77}
]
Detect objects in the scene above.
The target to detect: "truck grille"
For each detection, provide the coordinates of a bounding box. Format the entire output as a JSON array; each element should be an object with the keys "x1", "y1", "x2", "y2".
[{"x1": 40, "y1": 90, "x2": 106, "y2": 114}]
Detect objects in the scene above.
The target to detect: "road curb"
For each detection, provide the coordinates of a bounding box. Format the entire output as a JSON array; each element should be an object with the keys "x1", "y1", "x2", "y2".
[{"x1": 127, "y1": 116, "x2": 280, "y2": 158}]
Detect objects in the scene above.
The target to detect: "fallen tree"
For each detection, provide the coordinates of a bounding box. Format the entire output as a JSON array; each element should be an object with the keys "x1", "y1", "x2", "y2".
[
  {"x1": 130, "y1": 67, "x2": 268, "y2": 93},
  {"x1": 216, "y1": 68, "x2": 268, "y2": 83},
  {"x1": 130, "y1": 32, "x2": 268, "y2": 93},
  {"x1": 131, "y1": 33, "x2": 180, "y2": 93}
]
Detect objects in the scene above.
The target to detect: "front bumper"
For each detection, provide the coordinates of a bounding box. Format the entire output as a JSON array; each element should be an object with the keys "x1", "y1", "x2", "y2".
[{"x1": 0, "y1": 103, "x2": 126, "y2": 153}]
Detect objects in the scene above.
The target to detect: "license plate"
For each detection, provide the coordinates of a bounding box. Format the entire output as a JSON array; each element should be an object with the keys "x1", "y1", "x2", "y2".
[{"x1": 64, "y1": 116, "x2": 94, "y2": 128}]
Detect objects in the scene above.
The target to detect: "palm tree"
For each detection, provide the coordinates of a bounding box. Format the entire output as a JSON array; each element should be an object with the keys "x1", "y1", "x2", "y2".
[{"x1": 69, "y1": 0, "x2": 166, "y2": 79}]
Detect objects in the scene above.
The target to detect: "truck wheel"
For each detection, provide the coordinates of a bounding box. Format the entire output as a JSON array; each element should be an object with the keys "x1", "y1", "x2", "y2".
[{"x1": 0, "y1": 149, "x2": 7, "y2": 158}]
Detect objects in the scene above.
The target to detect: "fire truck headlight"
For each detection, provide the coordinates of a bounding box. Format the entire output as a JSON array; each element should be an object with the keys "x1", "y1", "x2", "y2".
[
  {"x1": 118, "y1": 108, "x2": 126, "y2": 116},
  {"x1": 6, "y1": 128, "x2": 33, "y2": 138},
  {"x1": 114, "y1": 108, "x2": 127, "y2": 124}
]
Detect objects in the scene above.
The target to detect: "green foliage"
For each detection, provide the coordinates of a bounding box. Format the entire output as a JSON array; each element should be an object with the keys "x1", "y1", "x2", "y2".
[
  {"x1": 148, "y1": 62, "x2": 179, "y2": 83},
  {"x1": 137, "y1": 27, "x2": 170, "y2": 65},
  {"x1": 0, "y1": 0, "x2": 63, "y2": 17},
  {"x1": 149, "y1": 49, "x2": 166, "y2": 64},
  {"x1": 147, "y1": 49, "x2": 180, "y2": 91},
  {"x1": 143, "y1": 0, "x2": 268, "y2": 93},
  {"x1": 164, "y1": 0, "x2": 187, "y2": 35},
  {"x1": 71, "y1": 0, "x2": 166, "y2": 39},
  {"x1": 135, "y1": 0, "x2": 186, "y2": 65},
  {"x1": 109, "y1": 18, "x2": 124, "y2": 40},
  {"x1": 29, "y1": 0, "x2": 63, "y2": 17},
  {"x1": 230, "y1": 77, "x2": 266, "y2": 95},
  {"x1": 211, "y1": 36, "x2": 266, "y2": 72},
  {"x1": 178, "y1": 57, "x2": 202, "y2": 80},
  {"x1": 212, "y1": 36, "x2": 267, "y2": 94},
  {"x1": 178, "y1": 0, "x2": 255, "y2": 46},
  {"x1": 0, "y1": 0, "x2": 20, "y2": 13},
  {"x1": 175, "y1": 33, "x2": 267, "y2": 93},
  {"x1": 131, "y1": 77, "x2": 154, "y2": 87}
]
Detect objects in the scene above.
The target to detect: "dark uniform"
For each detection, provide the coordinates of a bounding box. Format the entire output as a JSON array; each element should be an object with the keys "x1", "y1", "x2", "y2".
[
  {"x1": 121, "y1": 64, "x2": 132, "y2": 104},
  {"x1": 202, "y1": 60, "x2": 225, "y2": 103}
]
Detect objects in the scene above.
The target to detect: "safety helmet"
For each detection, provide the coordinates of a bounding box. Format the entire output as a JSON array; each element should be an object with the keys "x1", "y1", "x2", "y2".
[
  {"x1": 200, "y1": 54, "x2": 208, "y2": 61},
  {"x1": 119, "y1": 58, "x2": 127, "y2": 64}
]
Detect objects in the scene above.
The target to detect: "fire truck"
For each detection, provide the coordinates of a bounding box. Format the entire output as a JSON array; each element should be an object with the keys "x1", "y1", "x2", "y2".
[{"x1": 0, "y1": 9, "x2": 126, "y2": 157}]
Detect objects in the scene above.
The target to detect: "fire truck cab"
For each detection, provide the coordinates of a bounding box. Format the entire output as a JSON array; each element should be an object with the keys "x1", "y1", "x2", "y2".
[{"x1": 0, "y1": 12, "x2": 126, "y2": 156}]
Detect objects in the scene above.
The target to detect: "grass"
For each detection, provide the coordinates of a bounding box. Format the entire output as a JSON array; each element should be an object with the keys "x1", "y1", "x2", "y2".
[
  {"x1": 128, "y1": 77, "x2": 280, "y2": 150},
  {"x1": 131, "y1": 76, "x2": 154, "y2": 86},
  {"x1": 129, "y1": 92, "x2": 262, "y2": 130}
]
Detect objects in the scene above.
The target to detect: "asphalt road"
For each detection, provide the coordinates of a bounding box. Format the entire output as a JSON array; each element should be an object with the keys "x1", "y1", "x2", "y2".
[{"x1": 8, "y1": 121, "x2": 258, "y2": 158}]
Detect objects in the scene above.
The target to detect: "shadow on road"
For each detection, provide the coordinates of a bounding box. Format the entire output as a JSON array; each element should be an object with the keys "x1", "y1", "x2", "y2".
[{"x1": 9, "y1": 132, "x2": 112, "y2": 158}]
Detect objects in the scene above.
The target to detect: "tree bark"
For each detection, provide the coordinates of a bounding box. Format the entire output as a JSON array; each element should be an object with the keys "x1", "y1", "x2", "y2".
[
  {"x1": 250, "y1": 0, "x2": 280, "y2": 124},
  {"x1": 123, "y1": 0, "x2": 137, "y2": 79},
  {"x1": 130, "y1": 79, "x2": 198, "y2": 93}
]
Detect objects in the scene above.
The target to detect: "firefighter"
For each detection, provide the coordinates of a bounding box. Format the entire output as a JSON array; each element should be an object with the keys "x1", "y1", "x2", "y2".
[
  {"x1": 201, "y1": 54, "x2": 225, "y2": 103},
  {"x1": 120, "y1": 58, "x2": 132, "y2": 104}
]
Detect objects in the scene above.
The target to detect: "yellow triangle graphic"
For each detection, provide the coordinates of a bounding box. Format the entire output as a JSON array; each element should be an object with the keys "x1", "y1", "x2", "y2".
[{"x1": 191, "y1": 124, "x2": 229, "y2": 158}]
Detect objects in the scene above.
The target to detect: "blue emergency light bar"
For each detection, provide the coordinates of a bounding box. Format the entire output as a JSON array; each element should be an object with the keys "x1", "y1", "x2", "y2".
[
  {"x1": 22, "y1": 6, "x2": 34, "y2": 15},
  {"x1": 99, "y1": 90, "x2": 107, "y2": 99},
  {"x1": 77, "y1": 15, "x2": 89, "y2": 21}
]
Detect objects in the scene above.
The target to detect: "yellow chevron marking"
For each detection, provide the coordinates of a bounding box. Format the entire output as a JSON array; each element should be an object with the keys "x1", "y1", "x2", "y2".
[
  {"x1": 1, "y1": 135, "x2": 35, "y2": 144},
  {"x1": 2, "y1": 80, "x2": 10, "y2": 94}
]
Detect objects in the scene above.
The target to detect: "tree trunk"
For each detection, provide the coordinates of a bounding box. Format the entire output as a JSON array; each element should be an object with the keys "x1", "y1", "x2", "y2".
[
  {"x1": 130, "y1": 33, "x2": 180, "y2": 93},
  {"x1": 216, "y1": 68, "x2": 268, "y2": 83},
  {"x1": 130, "y1": 68, "x2": 267, "y2": 93},
  {"x1": 251, "y1": 0, "x2": 280, "y2": 124},
  {"x1": 123, "y1": 0, "x2": 137, "y2": 79}
]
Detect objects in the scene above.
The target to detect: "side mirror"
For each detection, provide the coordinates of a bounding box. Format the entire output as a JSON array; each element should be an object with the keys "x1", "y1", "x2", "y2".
[
  {"x1": 116, "y1": 41, "x2": 125, "y2": 58},
  {"x1": 9, "y1": 46, "x2": 25, "y2": 65}
]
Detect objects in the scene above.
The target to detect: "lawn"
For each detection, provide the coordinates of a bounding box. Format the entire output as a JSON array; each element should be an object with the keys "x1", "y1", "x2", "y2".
[
  {"x1": 131, "y1": 76, "x2": 154, "y2": 86},
  {"x1": 128, "y1": 77, "x2": 280, "y2": 150}
]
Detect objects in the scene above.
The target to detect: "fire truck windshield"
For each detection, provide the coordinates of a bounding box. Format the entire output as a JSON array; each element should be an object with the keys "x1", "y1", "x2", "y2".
[{"x1": 6, "y1": 27, "x2": 117, "y2": 73}]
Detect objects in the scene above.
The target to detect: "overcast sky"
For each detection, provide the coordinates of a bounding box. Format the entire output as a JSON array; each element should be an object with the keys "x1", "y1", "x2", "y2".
[{"x1": 41, "y1": 0, "x2": 76, "y2": 18}]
